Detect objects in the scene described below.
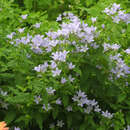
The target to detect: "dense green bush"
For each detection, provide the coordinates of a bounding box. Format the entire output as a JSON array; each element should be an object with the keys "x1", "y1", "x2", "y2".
[{"x1": 0, "y1": 0, "x2": 130, "y2": 130}]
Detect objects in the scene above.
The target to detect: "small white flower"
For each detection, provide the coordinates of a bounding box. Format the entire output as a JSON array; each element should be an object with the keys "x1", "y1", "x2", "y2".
[
  {"x1": 57, "y1": 120, "x2": 64, "y2": 127},
  {"x1": 66, "y1": 106, "x2": 72, "y2": 112},
  {"x1": 1, "y1": 91, "x2": 7, "y2": 96}
]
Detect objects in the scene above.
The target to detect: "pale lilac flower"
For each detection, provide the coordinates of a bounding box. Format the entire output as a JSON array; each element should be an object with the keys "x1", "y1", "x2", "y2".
[
  {"x1": 112, "y1": 16, "x2": 120, "y2": 23},
  {"x1": 7, "y1": 32, "x2": 16, "y2": 39},
  {"x1": 77, "y1": 90, "x2": 86, "y2": 98},
  {"x1": 124, "y1": 48, "x2": 130, "y2": 54},
  {"x1": 80, "y1": 45, "x2": 89, "y2": 52},
  {"x1": 46, "y1": 87, "x2": 56, "y2": 95},
  {"x1": 84, "y1": 105, "x2": 93, "y2": 114},
  {"x1": 34, "y1": 23, "x2": 41, "y2": 28},
  {"x1": 51, "y1": 50, "x2": 69, "y2": 62},
  {"x1": 56, "y1": 98, "x2": 62, "y2": 105},
  {"x1": 68, "y1": 75, "x2": 75, "y2": 82},
  {"x1": 63, "y1": 12, "x2": 67, "y2": 16},
  {"x1": 52, "y1": 68, "x2": 61, "y2": 77},
  {"x1": 112, "y1": 3, "x2": 120, "y2": 10},
  {"x1": 34, "y1": 62, "x2": 48, "y2": 73},
  {"x1": 91, "y1": 17, "x2": 97, "y2": 23},
  {"x1": 57, "y1": 120, "x2": 64, "y2": 127},
  {"x1": 61, "y1": 77, "x2": 67, "y2": 84},
  {"x1": 111, "y1": 44, "x2": 120, "y2": 50},
  {"x1": 72, "y1": 41, "x2": 76, "y2": 45},
  {"x1": 26, "y1": 53, "x2": 31, "y2": 58},
  {"x1": 42, "y1": 104, "x2": 52, "y2": 111},
  {"x1": 94, "y1": 105, "x2": 101, "y2": 112},
  {"x1": 91, "y1": 43, "x2": 99, "y2": 49},
  {"x1": 18, "y1": 28, "x2": 25, "y2": 33},
  {"x1": 89, "y1": 99, "x2": 98, "y2": 106},
  {"x1": 72, "y1": 95, "x2": 79, "y2": 102},
  {"x1": 126, "y1": 82, "x2": 128, "y2": 86},
  {"x1": 124, "y1": 125, "x2": 130, "y2": 130},
  {"x1": 50, "y1": 61, "x2": 57, "y2": 69},
  {"x1": 102, "y1": 110, "x2": 113, "y2": 119},
  {"x1": 104, "y1": 8, "x2": 110, "y2": 15},
  {"x1": 68, "y1": 62, "x2": 75, "y2": 69},
  {"x1": 66, "y1": 106, "x2": 72, "y2": 112},
  {"x1": 14, "y1": 127, "x2": 20, "y2": 130},
  {"x1": 101, "y1": 24, "x2": 105, "y2": 29},
  {"x1": 34, "y1": 95, "x2": 42, "y2": 104},
  {"x1": 21, "y1": 14, "x2": 28, "y2": 20},
  {"x1": 96, "y1": 65, "x2": 102, "y2": 69},
  {"x1": 56, "y1": 14, "x2": 62, "y2": 21}
]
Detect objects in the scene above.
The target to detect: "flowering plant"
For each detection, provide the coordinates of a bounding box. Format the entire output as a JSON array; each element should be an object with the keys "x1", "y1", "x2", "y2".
[{"x1": 0, "y1": 1, "x2": 130, "y2": 130}]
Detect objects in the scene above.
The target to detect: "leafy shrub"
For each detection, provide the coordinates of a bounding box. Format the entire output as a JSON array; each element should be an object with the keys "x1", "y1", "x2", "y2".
[{"x1": 0, "y1": 1, "x2": 130, "y2": 130}]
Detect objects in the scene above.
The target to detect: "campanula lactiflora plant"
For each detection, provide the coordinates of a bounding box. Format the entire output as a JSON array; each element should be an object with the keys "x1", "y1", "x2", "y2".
[{"x1": 0, "y1": 1, "x2": 130, "y2": 130}]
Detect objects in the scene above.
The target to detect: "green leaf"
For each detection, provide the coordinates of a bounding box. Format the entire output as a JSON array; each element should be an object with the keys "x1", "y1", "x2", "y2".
[
  {"x1": 62, "y1": 95, "x2": 69, "y2": 107},
  {"x1": 52, "y1": 107, "x2": 59, "y2": 119},
  {"x1": 6, "y1": 93, "x2": 32, "y2": 104},
  {"x1": 35, "y1": 113, "x2": 43, "y2": 130},
  {"x1": 4, "y1": 110, "x2": 16, "y2": 124},
  {"x1": 24, "y1": 0, "x2": 33, "y2": 10},
  {"x1": 117, "y1": 93, "x2": 126, "y2": 103}
]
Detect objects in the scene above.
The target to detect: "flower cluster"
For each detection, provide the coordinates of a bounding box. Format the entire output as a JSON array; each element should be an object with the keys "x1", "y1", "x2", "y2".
[
  {"x1": 104, "y1": 3, "x2": 130, "y2": 24},
  {"x1": 72, "y1": 90, "x2": 113, "y2": 119},
  {"x1": 109, "y1": 54, "x2": 130, "y2": 78}
]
